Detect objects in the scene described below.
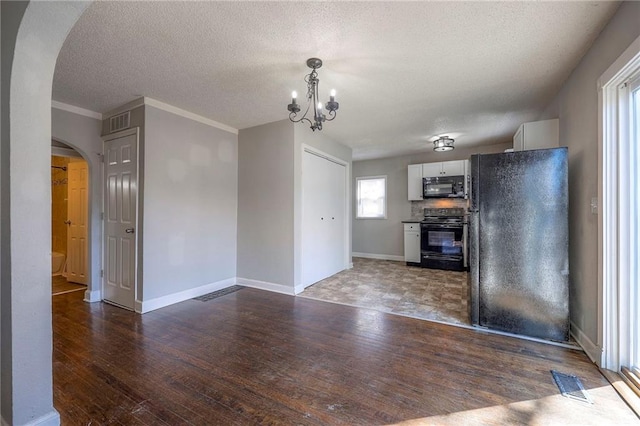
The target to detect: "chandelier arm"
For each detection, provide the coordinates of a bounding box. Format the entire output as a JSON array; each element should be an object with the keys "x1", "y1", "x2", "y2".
[
  {"x1": 289, "y1": 112, "x2": 305, "y2": 123},
  {"x1": 290, "y1": 99, "x2": 313, "y2": 123},
  {"x1": 324, "y1": 110, "x2": 337, "y2": 122}
]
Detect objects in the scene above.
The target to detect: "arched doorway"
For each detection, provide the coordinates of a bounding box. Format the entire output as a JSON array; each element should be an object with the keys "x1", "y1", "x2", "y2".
[
  {"x1": 2, "y1": 2, "x2": 91, "y2": 424},
  {"x1": 51, "y1": 140, "x2": 89, "y2": 293}
]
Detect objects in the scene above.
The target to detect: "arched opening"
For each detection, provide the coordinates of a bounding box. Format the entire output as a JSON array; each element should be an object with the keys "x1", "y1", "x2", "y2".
[
  {"x1": 2, "y1": 2, "x2": 91, "y2": 424},
  {"x1": 50, "y1": 139, "x2": 90, "y2": 296}
]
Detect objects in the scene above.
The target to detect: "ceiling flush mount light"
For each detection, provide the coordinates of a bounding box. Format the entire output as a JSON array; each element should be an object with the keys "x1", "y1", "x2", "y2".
[
  {"x1": 433, "y1": 136, "x2": 455, "y2": 152},
  {"x1": 287, "y1": 58, "x2": 339, "y2": 131}
]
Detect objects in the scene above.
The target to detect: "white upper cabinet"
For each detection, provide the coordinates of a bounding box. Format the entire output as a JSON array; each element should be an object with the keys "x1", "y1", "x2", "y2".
[
  {"x1": 513, "y1": 119, "x2": 559, "y2": 151},
  {"x1": 407, "y1": 164, "x2": 424, "y2": 200},
  {"x1": 421, "y1": 162, "x2": 442, "y2": 178},
  {"x1": 407, "y1": 160, "x2": 469, "y2": 201},
  {"x1": 441, "y1": 160, "x2": 465, "y2": 176},
  {"x1": 422, "y1": 160, "x2": 465, "y2": 177}
]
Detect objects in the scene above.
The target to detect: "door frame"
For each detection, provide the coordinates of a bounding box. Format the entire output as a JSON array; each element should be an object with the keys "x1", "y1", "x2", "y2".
[
  {"x1": 298, "y1": 144, "x2": 350, "y2": 292},
  {"x1": 101, "y1": 127, "x2": 141, "y2": 310},
  {"x1": 597, "y1": 34, "x2": 640, "y2": 370},
  {"x1": 51, "y1": 142, "x2": 92, "y2": 290}
]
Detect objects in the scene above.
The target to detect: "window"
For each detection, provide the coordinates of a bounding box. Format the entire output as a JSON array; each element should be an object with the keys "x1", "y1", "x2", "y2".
[
  {"x1": 599, "y1": 33, "x2": 640, "y2": 377},
  {"x1": 629, "y1": 74, "x2": 640, "y2": 372},
  {"x1": 356, "y1": 176, "x2": 386, "y2": 219}
]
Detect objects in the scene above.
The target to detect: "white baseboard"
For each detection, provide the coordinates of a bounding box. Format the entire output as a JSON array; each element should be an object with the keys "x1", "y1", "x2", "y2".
[
  {"x1": 294, "y1": 284, "x2": 306, "y2": 295},
  {"x1": 352, "y1": 252, "x2": 405, "y2": 262},
  {"x1": 570, "y1": 321, "x2": 602, "y2": 364},
  {"x1": 84, "y1": 289, "x2": 101, "y2": 303},
  {"x1": 136, "y1": 277, "x2": 236, "y2": 314},
  {"x1": 23, "y1": 410, "x2": 60, "y2": 426},
  {"x1": 236, "y1": 277, "x2": 295, "y2": 296}
]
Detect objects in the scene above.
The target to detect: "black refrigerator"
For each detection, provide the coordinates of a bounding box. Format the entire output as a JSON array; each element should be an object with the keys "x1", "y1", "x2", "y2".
[{"x1": 468, "y1": 147, "x2": 569, "y2": 342}]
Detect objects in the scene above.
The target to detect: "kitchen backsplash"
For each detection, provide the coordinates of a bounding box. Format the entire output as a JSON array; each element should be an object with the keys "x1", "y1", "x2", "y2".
[{"x1": 411, "y1": 198, "x2": 469, "y2": 217}]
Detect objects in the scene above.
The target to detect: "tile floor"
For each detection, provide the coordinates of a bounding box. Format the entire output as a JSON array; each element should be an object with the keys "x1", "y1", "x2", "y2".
[{"x1": 299, "y1": 257, "x2": 469, "y2": 326}]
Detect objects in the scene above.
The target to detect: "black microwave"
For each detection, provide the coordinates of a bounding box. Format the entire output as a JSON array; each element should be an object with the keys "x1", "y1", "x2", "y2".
[{"x1": 423, "y1": 175, "x2": 465, "y2": 198}]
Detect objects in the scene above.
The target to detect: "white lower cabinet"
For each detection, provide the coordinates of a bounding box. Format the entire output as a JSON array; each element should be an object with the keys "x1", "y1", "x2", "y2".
[{"x1": 403, "y1": 223, "x2": 421, "y2": 264}]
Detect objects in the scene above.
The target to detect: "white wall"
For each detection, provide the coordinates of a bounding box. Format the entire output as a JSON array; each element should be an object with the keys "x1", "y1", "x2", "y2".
[
  {"x1": 538, "y1": 1, "x2": 640, "y2": 350},
  {"x1": 142, "y1": 105, "x2": 238, "y2": 302},
  {"x1": 352, "y1": 142, "x2": 511, "y2": 257},
  {"x1": 51, "y1": 107, "x2": 103, "y2": 302}
]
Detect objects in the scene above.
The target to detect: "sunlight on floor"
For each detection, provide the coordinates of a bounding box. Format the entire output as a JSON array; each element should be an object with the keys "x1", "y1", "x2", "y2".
[{"x1": 388, "y1": 386, "x2": 639, "y2": 425}]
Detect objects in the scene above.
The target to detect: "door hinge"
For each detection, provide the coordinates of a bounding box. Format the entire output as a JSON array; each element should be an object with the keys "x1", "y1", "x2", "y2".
[
  {"x1": 100, "y1": 269, "x2": 104, "y2": 278},
  {"x1": 101, "y1": 212, "x2": 104, "y2": 220}
]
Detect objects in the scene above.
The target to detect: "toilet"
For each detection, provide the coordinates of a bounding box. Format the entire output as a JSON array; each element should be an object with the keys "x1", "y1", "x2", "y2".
[{"x1": 52, "y1": 252, "x2": 66, "y2": 276}]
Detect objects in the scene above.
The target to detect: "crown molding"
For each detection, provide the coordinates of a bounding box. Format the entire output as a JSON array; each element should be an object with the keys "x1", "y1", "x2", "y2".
[
  {"x1": 142, "y1": 97, "x2": 238, "y2": 135},
  {"x1": 51, "y1": 100, "x2": 102, "y2": 120}
]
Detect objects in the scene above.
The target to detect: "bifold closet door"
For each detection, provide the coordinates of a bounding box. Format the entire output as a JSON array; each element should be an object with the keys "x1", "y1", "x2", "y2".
[{"x1": 302, "y1": 150, "x2": 346, "y2": 288}]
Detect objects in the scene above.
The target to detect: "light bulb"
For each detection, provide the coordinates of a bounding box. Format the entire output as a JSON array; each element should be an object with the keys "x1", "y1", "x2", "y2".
[
  {"x1": 330, "y1": 89, "x2": 336, "y2": 97},
  {"x1": 292, "y1": 91, "x2": 297, "y2": 99},
  {"x1": 318, "y1": 102, "x2": 323, "y2": 111}
]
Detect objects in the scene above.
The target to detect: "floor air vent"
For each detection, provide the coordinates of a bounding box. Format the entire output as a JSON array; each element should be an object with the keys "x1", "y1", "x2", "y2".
[
  {"x1": 109, "y1": 111, "x2": 130, "y2": 133},
  {"x1": 193, "y1": 286, "x2": 244, "y2": 302},
  {"x1": 551, "y1": 370, "x2": 593, "y2": 404}
]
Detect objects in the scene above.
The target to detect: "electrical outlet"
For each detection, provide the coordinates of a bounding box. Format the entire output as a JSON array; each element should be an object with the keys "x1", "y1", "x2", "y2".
[{"x1": 591, "y1": 197, "x2": 598, "y2": 215}]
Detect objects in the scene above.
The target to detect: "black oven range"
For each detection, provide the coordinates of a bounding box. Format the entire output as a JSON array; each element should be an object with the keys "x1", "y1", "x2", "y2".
[{"x1": 420, "y1": 208, "x2": 467, "y2": 272}]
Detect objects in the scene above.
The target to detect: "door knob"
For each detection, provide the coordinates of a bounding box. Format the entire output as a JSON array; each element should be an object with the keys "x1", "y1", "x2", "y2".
[
  {"x1": 64, "y1": 220, "x2": 71, "y2": 225},
  {"x1": 125, "y1": 228, "x2": 135, "y2": 234}
]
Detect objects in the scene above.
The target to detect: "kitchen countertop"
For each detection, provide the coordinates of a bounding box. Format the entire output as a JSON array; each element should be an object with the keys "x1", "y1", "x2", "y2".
[{"x1": 401, "y1": 218, "x2": 424, "y2": 223}]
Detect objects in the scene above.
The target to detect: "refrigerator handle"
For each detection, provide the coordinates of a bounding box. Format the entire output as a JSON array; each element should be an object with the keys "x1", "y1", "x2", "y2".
[{"x1": 468, "y1": 155, "x2": 479, "y2": 213}]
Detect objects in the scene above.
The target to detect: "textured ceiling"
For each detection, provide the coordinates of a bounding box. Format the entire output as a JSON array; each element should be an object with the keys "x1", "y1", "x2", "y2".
[{"x1": 53, "y1": 1, "x2": 619, "y2": 160}]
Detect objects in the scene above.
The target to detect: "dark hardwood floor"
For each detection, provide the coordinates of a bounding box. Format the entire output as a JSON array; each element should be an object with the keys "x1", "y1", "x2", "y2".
[
  {"x1": 53, "y1": 288, "x2": 637, "y2": 425},
  {"x1": 52, "y1": 275, "x2": 86, "y2": 296}
]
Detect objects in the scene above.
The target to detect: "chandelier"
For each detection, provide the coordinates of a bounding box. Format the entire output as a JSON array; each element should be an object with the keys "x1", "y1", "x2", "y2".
[
  {"x1": 433, "y1": 136, "x2": 455, "y2": 152},
  {"x1": 287, "y1": 58, "x2": 339, "y2": 131}
]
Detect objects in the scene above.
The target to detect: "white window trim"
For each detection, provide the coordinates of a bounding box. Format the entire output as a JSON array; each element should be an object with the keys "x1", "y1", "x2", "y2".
[
  {"x1": 598, "y1": 33, "x2": 640, "y2": 371},
  {"x1": 356, "y1": 175, "x2": 387, "y2": 219}
]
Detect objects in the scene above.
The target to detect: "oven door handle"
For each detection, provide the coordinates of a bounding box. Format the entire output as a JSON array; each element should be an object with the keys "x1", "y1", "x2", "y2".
[{"x1": 421, "y1": 224, "x2": 463, "y2": 229}]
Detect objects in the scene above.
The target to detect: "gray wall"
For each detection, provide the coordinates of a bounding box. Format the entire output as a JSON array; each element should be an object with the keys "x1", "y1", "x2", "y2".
[
  {"x1": 538, "y1": 1, "x2": 640, "y2": 346},
  {"x1": 1, "y1": 2, "x2": 89, "y2": 425},
  {"x1": 142, "y1": 105, "x2": 238, "y2": 300},
  {"x1": 352, "y1": 142, "x2": 511, "y2": 257},
  {"x1": 237, "y1": 120, "x2": 295, "y2": 287},
  {"x1": 51, "y1": 107, "x2": 103, "y2": 300},
  {"x1": 0, "y1": 2, "x2": 27, "y2": 420},
  {"x1": 237, "y1": 120, "x2": 353, "y2": 290}
]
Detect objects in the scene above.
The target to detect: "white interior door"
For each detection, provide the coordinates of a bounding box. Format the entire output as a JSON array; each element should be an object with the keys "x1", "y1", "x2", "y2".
[
  {"x1": 326, "y1": 158, "x2": 346, "y2": 277},
  {"x1": 66, "y1": 160, "x2": 88, "y2": 284},
  {"x1": 103, "y1": 132, "x2": 138, "y2": 310},
  {"x1": 302, "y1": 150, "x2": 346, "y2": 287}
]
